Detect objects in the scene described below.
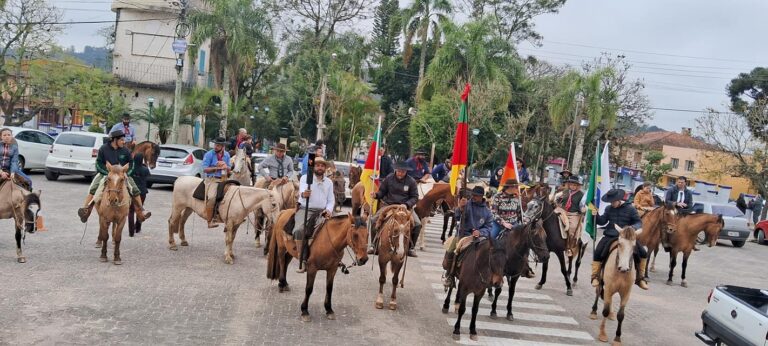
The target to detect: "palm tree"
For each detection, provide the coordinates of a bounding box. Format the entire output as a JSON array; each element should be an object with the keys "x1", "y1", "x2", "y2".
[
  {"x1": 189, "y1": 0, "x2": 276, "y2": 138},
  {"x1": 182, "y1": 87, "x2": 220, "y2": 146},
  {"x1": 549, "y1": 68, "x2": 620, "y2": 174},
  {"x1": 135, "y1": 100, "x2": 193, "y2": 144},
  {"x1": 402, "y1": 0, "x2": 452, "y2": 91}
]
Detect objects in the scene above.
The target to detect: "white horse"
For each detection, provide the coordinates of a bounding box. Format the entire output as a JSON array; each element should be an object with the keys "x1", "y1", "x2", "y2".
[{"x1": 231, "y1": 147, "x2": 252, "y2": 186}]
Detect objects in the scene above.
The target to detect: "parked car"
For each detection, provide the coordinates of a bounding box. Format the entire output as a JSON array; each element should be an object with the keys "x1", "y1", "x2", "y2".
[
  {"x1": 146, "y1": 144, "x2": 206, "y2": 188},
  {"x1": 695, "y1": 285, "x2": 768, "y2": 346},
  {"x1": 5, "y1": 126, "x2": 55, "y2": 172},
  {"x1": 251, "y1": 152, "x2": 269, "y2": 173},
  {"x1": 44, "y1": 132, "x2": 109, "y2": 180},
  {"x1": 693, "y1": 202, "x2": 751, "y2": 248},
  {"x1": 754, "y1": 220, "x2": 768, "y2": 245}
]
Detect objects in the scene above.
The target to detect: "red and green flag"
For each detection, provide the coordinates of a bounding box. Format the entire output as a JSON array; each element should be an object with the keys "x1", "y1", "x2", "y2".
[
  {"x1": 361, "y1": 117, "x2": 383, "y2": 213},
  {"x1": 449, "y1": 84, "x2": 471, "y2": 195}
]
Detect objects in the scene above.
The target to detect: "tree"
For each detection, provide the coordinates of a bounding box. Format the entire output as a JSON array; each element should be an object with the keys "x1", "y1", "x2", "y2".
[
  {"x1": 727, "y1": 67, "x2": 768, "y2": 142},
  {"x1": 134, "y1": 100, "x2": 193, "y2": 144},
  {"x1": 189, "y1": 0, "x2": 277, "y2": 138},
  {"x1": 402, "y1": 0, "x2": 452, "y2": 90},
  {"x1": 0, "y1": 0, "x2": 62, "y2": 125},
  {"x1": 266, "y1": 0, "x2": 373, "y2": 48},
  {"x1": 465, "y1": 0, "x2": 567, "y2": 44},
  {"x1": 372, "y1": 0, "x2": 401, "y2": 58},
  {"x1": 643, "y1": 151, "x2": 672, "y2": 188},
  {"x1": 327, "y1": 71, "x2": 380, "y2": 161},
  {"x1": 182, "y1": 87, "x2": 220, "y2": 146}
]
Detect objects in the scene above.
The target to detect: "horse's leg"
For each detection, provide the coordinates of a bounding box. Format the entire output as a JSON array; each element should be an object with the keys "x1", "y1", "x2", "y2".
[
  {"x1": 589, "y1": 286, "x2": 600, "y2": 320},
  {"x1": 614, "y1": 292, "x2": 629, "y2": 345},
  {"x1": 14, "y1": 223, "x2": 25, "y2": 263},
  {"x1": 278, "y1": 245, "x2": 291, "y2": 292},
  {"x1": 599, "y1": 289, "x2": 613, "y2": 342},
  {"x1": 324, "y1": 267, "x2": 339, "y2": 319},
  {"x1": 468, "y1": 291, "x2": 482, "y2": 341},
  {"x1": 680, "y1": 250, "x2": 691, "y2": 288},
  {"x1": 230, "y1": 224, "x2": 241, "y2": 259},
  {"x1": 300, "y1": 267, "x2": 317, "y2": 322},
  {"x1": 376, "y1": 257, "x2": 387, "y2": 309},
  {"x1": 390, "y1": 259, "x2": 403, "y2": 310},
  {"x1": 99, "y1": 219, "x2": 109, "y2": 262},
  {"x1": 452, "y1": 283, "x2": 467, "y2": 340},
  {"x1": 506, "y1": 276, "x2": 519, "y2": 321},
  {"x1": 666, "y1": 250, "x2": 677, "y2": 285},
  {"x1": 650, "y1": 246, "x2": 658, "y2": 272},
  {"x1": 442, "y1": 284, "x2": 454, "y2": 314},
  {"x1": 490, "y1": 286, "x2": 501, "y2": 318},
  {"x1": 556, "y1": 251, "x2": 573, "y2": 295},
  {"x1": 223, "y1": 224, "x2": 235, "y2": 264},
  {"x1": 536, "y1": 255, "x2": 549, "y2": 290},
  {"x1": 441, "y1": 213, "x2": 449, "y2": 242},
  {"x1": 168, "y1": 206, "x2": 181, "y2": 250},
  {"x1": 178, "y1": 208, "x2": 193, "y2": 246},
  {"x1": 418, "y1": 218, "x2": 426, "y2": 250},
  {"x1": 113, "y1": 219, "x2": 125, "y2": 265},
  {"x1": 574, "y1": 241, "x2": 586, "y2": 284}
]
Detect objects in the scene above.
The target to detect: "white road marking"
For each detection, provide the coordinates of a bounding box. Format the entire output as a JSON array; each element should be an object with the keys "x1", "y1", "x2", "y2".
[
  {"x1": 430, "y1": 283, "x2": 552, "y2": 300},
  {"x1": 446, "y1": 319, "x2": 594, "y2": 340}
]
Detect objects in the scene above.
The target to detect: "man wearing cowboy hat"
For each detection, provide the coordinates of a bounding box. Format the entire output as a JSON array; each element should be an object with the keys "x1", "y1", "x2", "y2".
[
  {"x1": 557, "y1": 176, "x2": 585, "y2": 257},
  {"x1": 405, "y1": 149, "x2": 432, "y2": 183},
  {"x1": 77, "y1": 130, "x2": 151, "y2": 224},
  {"x1": 370, "y1": 161, "x2": 421, "y2": 257},
  {"x1": 258, "y1": 143, "x2": 295, "y2": 188},
  {"x1": 588, "y1": 188, "x2": 649, "y2": 290},
  {"x1": 442, "y1": 186, "x2": 494, "y2": 288},
  {"x1": 202, "y1": 137, "x2": 232, "y2": 227},
  {"x1": 293, "y1": 157, "x2": 335, "y2": 273},
  {"x1": 558, "y1": 169, "x2": 573, "y2": 187},
  {"x1": 109, "y1": 113, "x2": 137, "y2": 147}
]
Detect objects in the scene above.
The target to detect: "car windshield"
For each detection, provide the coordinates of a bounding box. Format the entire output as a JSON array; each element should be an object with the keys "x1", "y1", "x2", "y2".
[
  {"x1": 712, "y1": 205, "x2": 745, "y2": 218},
  {"x1": 160, "y1": 148, "x2": 189, "y2": 159},
  {"x1": 55, "y1": 134, "x2": 96, "y2": 147},
  {"x1": 335, "y1": 164, "x2": 350, "y2": 177}
]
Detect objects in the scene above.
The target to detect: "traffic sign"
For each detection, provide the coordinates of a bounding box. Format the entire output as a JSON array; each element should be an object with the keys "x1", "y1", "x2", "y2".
[{"x1": 172, "y1": 39, "x2": 188, "y2": 54}]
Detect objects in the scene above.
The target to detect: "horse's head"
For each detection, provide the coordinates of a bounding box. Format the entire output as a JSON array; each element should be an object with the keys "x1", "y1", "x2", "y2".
[
  {"x1": 523, "y1": 197, "x2": 545, "y2": 223},
  {"x1": 22, "y1": 191, "x2": 41, "y2": 233},
  {"x1": 704, "y1": 214, "x2": 723, "y2": 247},
  {"x1": 135, "y1": 142, "x2": 160, "y2": 169},
  {"x1": 489, "y1": 241, "x2": 507, "y2": 289},
  {"x1": 377, "y1": 205, "x2": 412, "y2": 256},
  {"x1": 526, "y1": 222, "x2": 550, "y2": 263},
  {"x1": 105, "y1": 162, "x2": 129, "y2": 206},
  {"x1": 233, "y1": 147, "x2": 246, "y2": 173},
  {"x1": 615, "y1": 224, "x2": 640, "y2": 273},
  {"x1": 345, "y1": 213, "x2": 369, "y2": 266},
  {"x1": 259, "y1": 192, "x2": 280, "y2": 226},
  {"x1": 661, "y1": 203, "x2": 680, "y2": 234}
]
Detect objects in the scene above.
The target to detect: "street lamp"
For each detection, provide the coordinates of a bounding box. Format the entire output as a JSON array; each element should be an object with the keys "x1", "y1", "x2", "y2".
[
  {"x1": 470, "y1": 128, "x2": 480, "y2": 178},
  {"x1": 146, "y1": 97, "x2": 155, "y2": 141}
]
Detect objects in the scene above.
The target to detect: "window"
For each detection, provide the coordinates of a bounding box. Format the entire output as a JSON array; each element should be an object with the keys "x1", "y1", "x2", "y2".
[
  {"x1": 198, "y1": 50, "x2": 206, "y2": 75},
  {"x1": 685, "y1": 160, "x2": 695, "y2": 172},
  {"x1": 193, "y1": 150, "x2": 205, "y2": 160},
  {"x1": 33, "y1": 132, "x2": 54, "y2": 145},
  {"x1": 671, "y1": 158, "x2": 679, "y2": 169},
  {"x1": 159, "y1": 148, "x2": 189, "y2": 159},
  {"x1": 15, "y1": 131, "x2": 36, "y2": 143},
  {"x1": 55, "y1": 133, "x2": 96, "y2": 147},
  {"x1": 712, "y1": 205, "x2": 745, "y2": 218}
]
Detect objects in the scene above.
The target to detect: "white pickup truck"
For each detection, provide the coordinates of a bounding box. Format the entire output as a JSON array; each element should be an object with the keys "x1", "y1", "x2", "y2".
[{"x1": 696, "y1": 285, "x2": 768, "y2": 346}]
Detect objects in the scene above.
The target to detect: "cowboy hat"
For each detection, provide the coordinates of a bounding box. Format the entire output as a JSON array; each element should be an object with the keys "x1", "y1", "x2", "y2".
[
  {"x1": 502, "y1": 178, "x2": 519, "y2": 188},
  {"x1": 471, "y1": 186, "x2": 485, "y2": 196},
  {"x1": 601, "y1": 189, "x2": 625, "y2": 203},
  {"x1": 212, "y1": 136, "x2": 228, "y2": 145},
  {"x1": 559, "y1": 169, "x2": 572, "y2": 176},
  {"x1": 271, "y1": 143, "x2": 287, "y2": 151},
  {"x1": 109, "y1": 130, "x2": 125, "y2": 139},
  {"x1": 394, "y1": 161, "x2": 412, "y2": 171},
  {"x1": 414, "y1": 148, "x2": 427, "y2": 155},
  {"x1": 566, "y1": 176, "x2": 582, "y2": 185},
  {"x1": 313, "y1": 157, "x2": 328, "y2": 167}
]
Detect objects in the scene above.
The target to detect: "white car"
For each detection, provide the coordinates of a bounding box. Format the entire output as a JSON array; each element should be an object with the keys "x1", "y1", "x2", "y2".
[
  {"x1": 5, "y1": 126, "x2": 55, "y2": 172},
  {"x1": 147, "y1": 145, "x2": 206, "y2": 188},
  {"x1": 251, "y1": 152, "x2": 269, "y2": 173},
  {"x1": 45, "y1": 131, "x2": 109, "y2": 180},
  {"x1": 332, "y1": 161, "x2": 358, "y2": 201}
]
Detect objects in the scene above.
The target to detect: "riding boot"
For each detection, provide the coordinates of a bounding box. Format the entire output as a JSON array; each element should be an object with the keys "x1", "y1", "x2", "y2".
[
  {"x1": 591, "y1": 261, "x2": 601, "y2": 287},
  {"x1": 206, "y1": 203, "x2": 219, "y2": 228},
  {"x1": 443, "y1": 253, "x2": 457, "y2": 289},
  {"x1": 77, "y1": 194, "x2": 95, "y2": 223},
  {"x1": 367, "y1": 226, "x2": 378, "y2": 255},
  {"x1": 296, "y1": 240, "x2": 306, "y2": 273},
  {"x1": 635, "y1": 258, "x2": 649, "y2": 290},
  {"x1": 132, "y1": 196, "x2": 151, "y2": 222}
]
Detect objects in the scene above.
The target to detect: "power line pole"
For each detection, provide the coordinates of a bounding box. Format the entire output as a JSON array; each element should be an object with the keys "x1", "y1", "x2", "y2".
[
  {"x1": 171, "y1": 0, "x2": 189, "y2": 144},
  {"x1": 315, "y1": 53, "x2": 336, "y2": 142}
]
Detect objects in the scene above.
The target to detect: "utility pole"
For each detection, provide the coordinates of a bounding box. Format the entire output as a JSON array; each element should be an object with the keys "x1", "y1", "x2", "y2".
[
  {"x1": 316, "y1": 53, "x2": 336, "y2": 141},
  {"x1": 171, "y1": 0, "x2": 190, "y2": 144}
]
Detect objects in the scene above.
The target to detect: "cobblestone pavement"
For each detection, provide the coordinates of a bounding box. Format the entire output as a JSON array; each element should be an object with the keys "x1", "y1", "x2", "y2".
[{"x1": 0, "y1": 174, "x2": 764, "y2": 345}]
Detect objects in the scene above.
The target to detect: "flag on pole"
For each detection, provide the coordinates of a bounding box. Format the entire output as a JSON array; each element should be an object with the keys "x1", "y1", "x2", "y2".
[
  {"x1": 598, "y1": 142, "x2": 611, "y2": 215},
  {"x1": 449, "y1": 83, "x2": 471, "y2": 195},
  {"x1": 500, "y1": 143, "x2": 520, "y2": 185},
  {"x1": 583, "y1": 142, "x2": 601, "y2": 240},
  {"x1": 361, "y1": 118, "x2": 383, "y2": 213}
]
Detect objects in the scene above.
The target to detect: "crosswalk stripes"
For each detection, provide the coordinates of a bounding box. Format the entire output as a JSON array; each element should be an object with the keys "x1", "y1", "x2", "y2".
[{"x1": 416, "y1": 216, "x2": 593, "y2": 345}]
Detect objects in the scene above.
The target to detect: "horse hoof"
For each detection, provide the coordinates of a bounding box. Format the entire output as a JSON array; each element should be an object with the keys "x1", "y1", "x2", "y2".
[
  {"x1": 612, "y1": 340, "x2": 622, "y2": 346},
  {"x1": 224, "y1": 257, "x2": 234, "y2": 265},
  {"x1": 180, "y1": 241, "x2": 189, "y2": 246},
  {"x1": 326, "y1": 313, "x2": 336, "y2": 320},
  {"x1": 279, "y1": 285, "x2": 290, "y2": 293},
  {"x1": 441, "y1": 307, "x2": 449, "y2": 314},
  {"x1": 506, "y1": 314, "x2": 514, "y2": 321},
  {"x1": 608, "y1": 312, "x2": 616, "y2": 321},
  {"x1": 666, "y1": 280, "x2": 673, "y2": 286},
  {"x1": 388, "y1": 301, "x2": 397, "y2": 310},
  {"x1": 375, "y1": 301, "x2": 384, "y2": 309},
  {"x1": 566, "y1": 289, "x2": 573, "y2": 296},
  {"x1": 301, "y1": 315, "x2": 311, "y2": 323},
  {"x1": 113, "y1": 260, "x2": 122, "y2": 265},
  {"x1": 254, "y1": 240, "x2": 262, "y2": 248},
  {"x1": 94, "y1": 241, "x2": 102, "y2": 248},
  {"x1": 452, "y1": 334, "x2": 460, "y2": 341},
  {"x1": 469, "y1": 334, "x2": 478, "y2": 341},
  {"x1": 99, "y1": 257, "x2": 108, "y2": 262},
  {"x1": 169, "y1": 245, "x2": 178, "y2": 251},
  {"x1": 454, "y1": 304, "x2": 459, "y2": 313},
  {"x1": 650, "y1": 267, "x2": 656, "y2": 273},
  {"x1": 681, "y1": 281, "x2": 688, "y2": 288},
  {"x1": 490, "y1": 311, "x2": 497, "y2": 319},
  {"x1": 17, "y1": 256, "x2": 26, "y2": 263},
  {"x1": 599, "y1": 333, "x2": 609, "y2": 342},
  {"x1": 589, "y1": 312, "x2": 598, "y2": 320},
  {"x1": 535, "y1": 284, "x2": 543, "y2": 290}
]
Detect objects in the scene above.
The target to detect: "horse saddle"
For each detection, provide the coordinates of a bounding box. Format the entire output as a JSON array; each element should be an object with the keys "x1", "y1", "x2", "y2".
[
  {"x1": 0, "y1": 175, "x2": 31, "y2": 192},
  {"x1": 192, "y1": 180, "x2": 241, "y2": 201},
  {"x1": 554, "y1": 208, "x2": 569, "y2": 239},
  {"x1": 282, "y1": 209, "x2": 326, "y2": 240}
]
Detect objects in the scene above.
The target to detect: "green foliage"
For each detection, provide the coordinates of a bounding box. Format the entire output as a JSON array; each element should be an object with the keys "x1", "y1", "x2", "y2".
[
  {"x1": 727, "y1": 67, "x2": 768, "y2": 142},
  {"x1": 88, "y1": 124, "x2": 105, "y2": 134},
  {"x1": 408, "y1": 93, "x2": 457, "y2": 160},
  {"x1": 134, "y1": 100, "x2": 193, "y2": 144},
  {"x1": 643, "y1": 151, "x2": 672, "y2": 185},
  {"x1": 373, "y1": 0, "x2": 401, "y2": 58},
  {"x1": 327, "y1": 71, "x2": 380, "y2": 161}
]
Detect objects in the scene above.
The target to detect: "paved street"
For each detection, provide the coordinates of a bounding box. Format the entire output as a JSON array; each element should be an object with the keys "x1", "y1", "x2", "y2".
[{"x1": 0, "y1": 173, "x2": 765, "y2": 345}]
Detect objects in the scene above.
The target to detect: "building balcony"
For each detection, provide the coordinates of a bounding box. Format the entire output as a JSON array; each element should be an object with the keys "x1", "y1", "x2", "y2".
[{"x1": 112, "y1": 60, "x2": 204, "y2": 91}]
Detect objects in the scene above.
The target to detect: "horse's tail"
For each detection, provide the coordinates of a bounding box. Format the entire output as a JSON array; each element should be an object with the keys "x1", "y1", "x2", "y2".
[{"x1": 266, "y1": 222, "x2": 279, "y2": 280}]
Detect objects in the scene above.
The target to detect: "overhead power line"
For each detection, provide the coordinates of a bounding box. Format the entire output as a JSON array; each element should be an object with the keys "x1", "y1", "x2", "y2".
[{"x1": 1, "y1": 17, "x2": 175, "y2": 25}]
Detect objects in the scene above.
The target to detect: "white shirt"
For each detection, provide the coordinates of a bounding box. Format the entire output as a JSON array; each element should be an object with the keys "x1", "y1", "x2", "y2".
[
  {"x1": 678, "y1": 191, "x2": 685, "y2": 203},
  {"x1": 298, "y1": 174, "x2": 335, "y2": 213}
]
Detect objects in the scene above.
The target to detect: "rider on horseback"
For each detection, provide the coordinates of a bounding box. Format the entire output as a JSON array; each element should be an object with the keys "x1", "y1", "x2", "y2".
[
  {"x1": 633, "y1": 182, "x2": 656, "y2": 218},
  {"x1": 257, "y1": 143, "x2": 294, "y2": 188},
  {"x1": 202, "y1": 137, "x2": 231, "y2": 228},
  {"x1": 406, "y1": 149, "x2": 431, "y2": 183},
  {"x1": 369, "y1": 161, "x2": 421, "y2": 257},
  {"x1": 664, "y1": 176, "x2": 692, "y2": 250},
  {"x1": 490, "y1": 179, "x2": 522, "y2": 239},
  {"x1": 293, "y1": 157, "x2": 335, "y2": 273},
  {"x1": 589, "y1": 189, "x2": 649, "y2": 290},
  {"x1": 555, "y1": 176, "x2": 585, "y2": 257},
  {"x1": 443, "y1": 186, "x2": 494, "y2": 288},
  {"x1": 77, "y1": 130, "x2": 151, "y2": 223}
]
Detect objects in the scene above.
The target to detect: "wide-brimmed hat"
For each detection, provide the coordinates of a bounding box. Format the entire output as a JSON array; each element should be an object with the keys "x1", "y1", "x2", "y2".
[
  {"x1": 109, "y1": 130, "x2": 125, "y2": 139},
  {"x1": 502, "y1": 178, "x2": 519, "y2": 188},
  {"x1": 471, "y1": 186, "x2": 485, "y2": 196},
  {"x1": 212, "y1": 136, "x2": 228, "y2": 145},
  {"x1": 566, "y1": 176, "x2": 582, "y2": 185},
  {"x1": 601, "y1": 189, "x2": 625, "y2": 203},
  {"x1": 414, "y1": 148, "x2": 427, "y2": 155},
  {"x1": 394, "y1": 161, "x2": 411, "y2": 171},
  {"x1": 312, "y1": 157, "x2": 328, "y2": 167},
  {"x1": 559, "y1": 169, "x2": 572, "y2": 176},
  {"x1": 271, "y1": 143, "x2": 287, "y2": 151}
]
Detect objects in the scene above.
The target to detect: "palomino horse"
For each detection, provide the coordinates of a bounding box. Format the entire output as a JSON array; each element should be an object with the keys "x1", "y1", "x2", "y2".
[
  {"x1": 253, "y1": 179, "x2": 297, "y2": 250},
  {"x1": 266, "y1": 210, "x2": 369, "y2": 322},
  {"x1": 95, "y1": 163, "x2": 132, "y2": 265},
  {"x1": 590, "y1": 225, "x2": 643, "y2": 345},
  {"x1": 132, "y1": 141, "x2": 160, "y2": 169},
  {"x1": 167, "y1": 175, "x2": 278, "y2": 264},
  {"x1": 230, "y1": 147, "x2": 252, "y2": 186},
  {"x1": 636, "y1": 205, "x2": 679, "y2": 278},
  {"x1": 444, "y1": 239, "x2": 506, "y2": 341},
  {"x1": 414, "y1": 182, "x2": 457, "y2": 250},
  {"x1": 373, "y1": 205, "x2": 413, "y2": 310},
  {"x1": 0, "y1": 176, "x2": 41, "y2": 263},
  {"x1": 664, "y1": 213, "x2": 722, "y2": 287}
]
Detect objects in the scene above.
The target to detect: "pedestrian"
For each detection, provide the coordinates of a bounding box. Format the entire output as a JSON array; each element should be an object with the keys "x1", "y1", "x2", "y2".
[
  {"x1": 128, "y1": 152, "x2": 150, "y2": 237},
  {"x1": 751, "y1": 195, "x2": 764, "y2": 224},
  {"x1": 489, "y1": 167, "x2": 503, "y2": 193},
  {"x1": 378, "y1": 144, "x2": 394, "y2": 178},
  {"x1": 516, "y1": 158, "x2": 531, "y2": 184}
]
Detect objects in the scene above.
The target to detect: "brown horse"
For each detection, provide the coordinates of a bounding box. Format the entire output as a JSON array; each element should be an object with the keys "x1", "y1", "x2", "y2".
[
  {"x1": 636, "y1": 205, "x2": 679, "y2": 278},
  {"x1": 348, "y1": 165, "x2": 362, "y2": 189},
  {"x1": 664, "y1": 213, "x2": 722, "y2": 287},
  {"x1": 373, "y1": 205, "x2": 413, "y2": 310},
  {"x1": 266, "y1": 209, "x2": 369, "y2": 322},
  {"x1": 0, "y1": 177, "x2": 41, "y2": 263},
  {"x1": 444, "y1": 239, "x2": 506, "y2": 341},
  {"x1": 96, "y1": 163, "x2": 132, "y2": 265},
  {"x1": 414, "y1": 182, "x2": 457, "y2": 250},
  {"x1": 590, "y1": 225, "x2": 642, "y2": 345},
  {"x1": 350, "y1": 182, "x2": 367, "y2": 216},
  {"x1": 132, "y1": 141, "x2": 160, "y2": 169}
]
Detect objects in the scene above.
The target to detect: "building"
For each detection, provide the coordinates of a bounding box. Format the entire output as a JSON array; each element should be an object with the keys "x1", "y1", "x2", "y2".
[{"x1": 617, "y1": 128, "x2": 756, "y2": 200}]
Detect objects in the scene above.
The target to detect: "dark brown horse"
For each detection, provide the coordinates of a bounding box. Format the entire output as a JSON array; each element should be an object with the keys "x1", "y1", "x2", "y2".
[
  {"x1": 132, "y1": 141, "x2": 160, "y2": 169},
  {"x1": 373, "y1": 205, "x2": 413, "y2": 310},
  {"x1": 348, "y1": 165, "x2": 362, "y2": 189},
  {"x1": 534, "y1": 196, "x2": 580, "y2": 295},
  {"x1": 636, "y1": 205, "x2": 679, "y2": 278},
  {"x1": 665, "y1": 213, "x2": 722, "y2": 287},
  {"x1": 266, "y1": 209, "x2": 369, "y2": 322}
]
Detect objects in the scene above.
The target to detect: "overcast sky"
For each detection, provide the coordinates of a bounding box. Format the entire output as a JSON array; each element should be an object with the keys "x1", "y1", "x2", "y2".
[{"x1": 54, "y1": 0, "x2": 768, "y2": 132}]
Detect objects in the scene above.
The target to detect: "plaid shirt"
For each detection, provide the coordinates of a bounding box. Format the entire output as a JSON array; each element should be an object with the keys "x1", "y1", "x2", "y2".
[{"x1": 0, "y1": 144, "x2": 10, "y2": 171}]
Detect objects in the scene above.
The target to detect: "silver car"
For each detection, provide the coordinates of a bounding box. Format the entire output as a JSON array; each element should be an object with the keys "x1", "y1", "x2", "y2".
[
  {"x1": 147, "y1": 144, "x2": 206, "y2": 188},
  {"x1": 693, "y1": 202, "x2": 751, "y2": 248}
]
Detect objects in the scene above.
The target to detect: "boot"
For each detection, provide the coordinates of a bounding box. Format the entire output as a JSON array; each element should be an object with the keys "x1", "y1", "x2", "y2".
[
  {"x1": 206, "y1": 204, "x2": 219, "y2": 228},
  {"x1": 367, "y1": 227, "x2": 378, "y2": 255},
  {"x1": 77, "y1": 194, "x2": 95, "y2": 223},
  {"x1": 591, "y1": 261, "x2": 601, "y2": 287},
  {"x1": 443, "y1": 253, "x2": 457, "y2": 289},
  {"x1": 132, "y1": 196, "x2": 151, "y2": 222},
  {"x1": 296, "y1": 240, "x2": 306, "y2": 273},
  {"x1": 636, "y1": 258, "x2": 649, "y2": 290}
]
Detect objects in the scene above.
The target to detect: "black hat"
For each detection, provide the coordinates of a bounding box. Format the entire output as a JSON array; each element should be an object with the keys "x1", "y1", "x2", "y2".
[
  {"x1": 471, "y1": 186, "x2": 485, "y2": 196},
  {"x1": 394, "y1": 161, "x2": 411, "y2": 171},
  {"x1": 271, "y1": 143, "x2": 288, "y2": 151},
  {"x1": 213, "y1": 136, "x2": 228, "y2": 145},
  {"x1": 566, "y1": 176, "x2": 582, "y2": 185},
  {"x1": 601, "y1": 189, "x2": 625, "y2": 203},
  {"x1": 109, "y1": 130, "x2": 125, "y2": 139},
  {"x1": 414, "y1": 149, "x2": 427, "y2": 155},
  {"x1": 559, "y1": 169, "x2": 572, "y2": 176}
]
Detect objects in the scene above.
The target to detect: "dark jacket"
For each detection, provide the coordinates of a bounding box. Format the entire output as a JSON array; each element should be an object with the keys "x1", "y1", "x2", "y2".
[
  {"x1": 455, "y1": 199, "x2": 494, "y2": 238},
  {"x1": 559, "y1": 190, "x2": 584, "y2": 213},
  {"x1": 374, "y1": 173, "x2": 418, "y2": 209},
  {"x1": 518, "y1": 167, "x2": 530, "y2": 184},
  {"x1": 665, "y1": 186, "x2": 693, "y2": 211},
  {"x1": 132, "y1": 153, "x2": 150, "y2": 195},
  {"x1": 96, "y1": 143, "x2": 133, "y2": 176},
  {"x1": 432, "y1": 163, "x2": 450, "y2": 182},
  {"x1": 489, "y1": 168, "x2": 503, "y2": 188},
  {"x1": 405, "y1": 157, "x2": 430, "y2": 180},
  {"x1": 595, "y1": 202, "x2": 642, "y2": 237},
  {"x1": 380, "y1": 155, "x2": 394, "y2": 178}
]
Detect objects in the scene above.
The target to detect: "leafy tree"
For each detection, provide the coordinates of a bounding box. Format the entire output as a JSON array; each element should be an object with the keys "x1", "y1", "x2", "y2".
[
  {"x1": 266, "y1": 0, "x2": 373, "y2": 48},
  {"x1": 372, "y1": 0, "x2": 401, "y2": 58},
  {"x1": 467, "y1": 0, "x2": 567, "y2": 44},
  {"x1": 408, "y1": 93, "x2": 457, "y2": 161},
  {"x1": 327, "y1": 71, "x2": 380, "y2": 161},
  {"x1": 402, "y1": 0, "x2": 452, "y2": 89},
  {"x1": 134, "y1": 100, "x2": 193, "y2": 144},
  {"x1": 182, "y1": 87, "x2": 220, "y2": 145},
  {"x1": 643, "y1": 151, "x2": 672, "y2": 188},
  {"x1": 727, "y1": 67, "x2": 768, "y2": 142}
]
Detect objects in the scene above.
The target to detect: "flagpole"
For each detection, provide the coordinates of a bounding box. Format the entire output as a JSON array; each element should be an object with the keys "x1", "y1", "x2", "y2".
[
  {"x1": 510, "y1": 142, "x2": 525, "y2": 222},
  {"x1": 592, "y1": 140, "x2": 599, "y2": 253},
  {"x1": 372, "y1": 114, "x2": 383, "y2": 213}
]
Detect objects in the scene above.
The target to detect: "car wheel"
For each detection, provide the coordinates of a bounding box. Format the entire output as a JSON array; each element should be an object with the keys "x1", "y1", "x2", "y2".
[
  {"x1": 696, "y1": 231, "x2": 706, "y2": 245},
  {"x1": 756, "y1": 230, "x2": 765, "y2": 245},
  {"x1": 731, "y1": 240, "x2": 746, "y2": 248},
  {"x1": 44, "y1": 168, "x2": 59, "y2": 181}
]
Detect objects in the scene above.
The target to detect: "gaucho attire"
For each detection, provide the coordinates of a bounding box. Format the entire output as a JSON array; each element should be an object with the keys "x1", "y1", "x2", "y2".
[
  {"x1": 490, "y1": 191, "x2": 521, "y2": 239},
  {"x1": 557, "y1": 188, "x2": 584, "y2": 255},
  {"x1": 633, "y1": 189, "x2": 655, "y2": 217},
  {"x1": 405, "y1": 156, "x2": 430, "y2": 181},
  {"x1": 442, "y1": 187, "x2": 494, "y2": 288},
  {"x1": 371, "y1": 169, "x2": 422, "y2": 256}
]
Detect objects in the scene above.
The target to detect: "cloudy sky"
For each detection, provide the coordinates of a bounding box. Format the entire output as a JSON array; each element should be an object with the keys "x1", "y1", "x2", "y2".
[{"x1": 54, "y1": 0, "x2": 767, "y2": 132}]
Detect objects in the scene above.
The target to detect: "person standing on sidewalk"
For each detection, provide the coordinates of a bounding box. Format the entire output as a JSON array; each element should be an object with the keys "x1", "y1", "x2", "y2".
[{"x1": 128, "y1": 153, "x2": 150, "y2": 237}]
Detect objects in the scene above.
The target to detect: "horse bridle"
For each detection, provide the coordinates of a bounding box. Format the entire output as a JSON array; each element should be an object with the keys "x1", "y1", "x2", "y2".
[
  {"x1": 383, "y1": 210, "x2": 411, "y2": 255},
  {"x1": 322, "y1": 216, "x2": 366, "y2": 274}
]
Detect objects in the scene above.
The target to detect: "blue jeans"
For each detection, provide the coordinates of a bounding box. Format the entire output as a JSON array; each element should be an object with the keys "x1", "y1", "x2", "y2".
[{"x1": 491, "y1": 221, "x2": 502, "y2": 239}]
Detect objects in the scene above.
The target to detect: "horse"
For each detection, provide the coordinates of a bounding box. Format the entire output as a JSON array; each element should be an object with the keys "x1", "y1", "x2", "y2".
[
  {"x1": 414, "y1": 182, "x2": 457, "y2": 250},
  {"x1": 488, "y1": 198, "x2": 551, "y2": 321},
  {"x1": 664, "y1": 213, "x2": 722, "y2": 287},
  {"x1": 230, "y1": 147, "x2": 252, "y2": 186},
  {"x1": 0, "y1": 176, "x2": 41, "y2": 263},
  {"x1": 167, "y1": 175, "x2": 278, "y2": 264},
  {"x1": 132, "y1": 141, "x2": 160, "y2": 169},
  {"x1": 95, "y1": 163, "x2": 132, "y2": 265},
  {"x1": 589, "y1": 225, "x2": 642, "y2": 345},
  {"x1": 534, "y1": 196, "x2": 579, "y2": 295},
  {"x1": 350, "y1": 182, "x2": 367, "y2": 216},
  {"x1": 373, "y1": 205, "x2": 413, "y2": 310},
  {"x1": 636, "y1": 205, "x2": 679, "y2": 278},
  {"x1": 348, "y1": 165, "x2": 362, "y2": 189},
  {"x1": 253, "y1": 179, "x2": 297, "y2": 250},
  {"x1": 445, "y1": 238, "x2": 506, "y2": 341},
  {"x1": 266, "y1": 209, "x2": 369, "y2": 322}
]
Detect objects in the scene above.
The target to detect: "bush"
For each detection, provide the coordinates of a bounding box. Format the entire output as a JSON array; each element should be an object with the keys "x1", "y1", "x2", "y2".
[{"x1": 88, "y1": 124, "x2": 105, "y2": 134}]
